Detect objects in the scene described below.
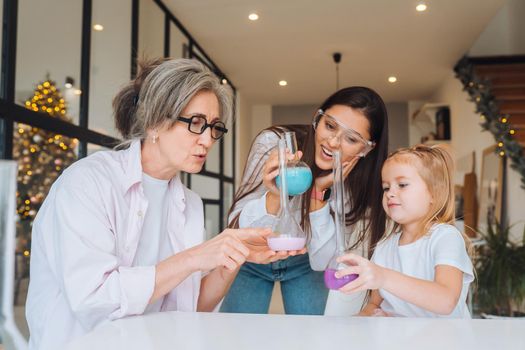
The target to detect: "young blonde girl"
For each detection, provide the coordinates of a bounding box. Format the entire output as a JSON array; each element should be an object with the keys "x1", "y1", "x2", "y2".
[{"x1": 335, "y1": 144, "x2": 474, "y2": 318}]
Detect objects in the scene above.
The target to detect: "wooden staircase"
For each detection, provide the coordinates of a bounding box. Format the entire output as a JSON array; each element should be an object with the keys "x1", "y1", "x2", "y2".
[
  {"x1": 455, "y1": 55, "x2": 525, "y2": 189},
  {"x1": 473, "y1": 61, "x2": 525, "y2": 147}
]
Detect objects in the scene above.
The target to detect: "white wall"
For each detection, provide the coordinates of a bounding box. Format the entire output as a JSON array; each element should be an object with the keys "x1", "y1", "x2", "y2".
[
  {"x1": 234, "y1": 103, "x2": 272, "y2": 187},
  {"x1": 430, "y1": 72, "x2": 525, "y2": 238},
  {"x1": 386, "y1": 102, "x2": 409, "y2": 152},
  {"x1": 469, "y1": 0, "x2": 525, "y2": 56},
  {"x1": 506, "y1": 165, "x2": 525, "y2": 238},
  {"x1": 408, "y1": 101, "x2": 427, "y2": 146},
  {"x1": 272, "y1": 105, "x2": 317, "y2": 126},
  {"x1": 251, "y1": 105, "x2": 273, "y2": 140},
  {"x1": 235, "y1": 92, "x2": 253, "y2": 187},
  {"x1": 430, "y1": 73, "x2": 493, "y2": 184}
]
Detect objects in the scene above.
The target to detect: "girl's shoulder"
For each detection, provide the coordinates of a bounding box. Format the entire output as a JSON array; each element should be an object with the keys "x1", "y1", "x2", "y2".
[
  {"x1": 427, "y1": 223, "x2": 466, "y2": 248},
  {"x1": 428, "y1": 223, "x2": 461, "y2": 238}
]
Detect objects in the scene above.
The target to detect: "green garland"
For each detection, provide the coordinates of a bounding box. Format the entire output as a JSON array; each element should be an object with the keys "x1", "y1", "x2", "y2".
[{"x1": 454, "y1": 56, "x2": 525, "y2": 189}]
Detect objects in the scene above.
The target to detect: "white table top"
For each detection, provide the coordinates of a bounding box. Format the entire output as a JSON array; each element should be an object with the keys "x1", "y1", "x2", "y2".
[{"x1": 67, "y1": 311, "x2": 525, "y2": 350}]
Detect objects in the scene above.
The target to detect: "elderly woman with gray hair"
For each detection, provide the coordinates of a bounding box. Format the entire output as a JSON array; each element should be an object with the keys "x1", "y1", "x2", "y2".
[{"x1": 25, "y1": 58, "x2": 290, "y2": 350}]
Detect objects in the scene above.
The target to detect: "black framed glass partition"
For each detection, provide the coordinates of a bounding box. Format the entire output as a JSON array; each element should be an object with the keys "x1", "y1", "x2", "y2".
[
  {"x1": 0, "y1": 0, "x2": 236, "y2": 342},
  {"x1": 147, "y1": 0, "x2": 237, "y2": 236}
]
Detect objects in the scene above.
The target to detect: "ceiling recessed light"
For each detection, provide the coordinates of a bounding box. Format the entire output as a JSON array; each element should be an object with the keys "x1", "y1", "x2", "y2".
[
  {"x1": 248, "y1": 13, "x2": 259, "y2": 21},
  {"x1": 388, "y1": 76, "x2": 397, "y2": 83},
  {"x1": 416, "y1": 3, "x2": 427, "y2": 12},
  {"x1": 93, "y1": 24, "x2": 104, "y2": 31},
  {"x1": 279, "y1": 80, "x2": 287, "y2": 86}
]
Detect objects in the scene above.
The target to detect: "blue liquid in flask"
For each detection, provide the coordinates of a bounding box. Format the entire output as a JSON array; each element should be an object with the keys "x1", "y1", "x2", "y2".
[{"x1": 276, "y1": 166, "x2": 312, "y2": 195}]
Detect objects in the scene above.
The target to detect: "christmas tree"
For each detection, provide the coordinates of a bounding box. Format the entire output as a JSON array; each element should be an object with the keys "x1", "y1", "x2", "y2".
[{"x1": 14, "y1": 79, "x2": 77, "y2": 258}]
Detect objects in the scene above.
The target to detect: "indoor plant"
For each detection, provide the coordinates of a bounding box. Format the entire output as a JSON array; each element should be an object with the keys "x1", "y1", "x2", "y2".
[{"x1": 475, "y1": 221, "x2": 525, "y2": 317}]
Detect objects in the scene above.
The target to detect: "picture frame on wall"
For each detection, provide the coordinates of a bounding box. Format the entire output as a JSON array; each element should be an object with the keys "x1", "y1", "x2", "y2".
[
  {"x1": 435, "y1": 106, "x2": 451, "y2": 140},
  {"x1": 478, "y1": 145, "x2": 504, "y2": 234}
]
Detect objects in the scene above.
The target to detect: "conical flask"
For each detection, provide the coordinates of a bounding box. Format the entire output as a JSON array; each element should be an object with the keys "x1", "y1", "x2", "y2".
[
  {"x1": 268, "y1": 138, "x2": 307, "y2": 251},
  {"x1": 324, "y1": 150, "x2": 358, "y2": 289},
  {"x1": 275, "y1": 131, "x2": 312, "y2": 196}
]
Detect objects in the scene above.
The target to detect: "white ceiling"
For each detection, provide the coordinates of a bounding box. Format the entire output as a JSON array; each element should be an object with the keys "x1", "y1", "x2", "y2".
[{"x1": 166, "y1": 0, "x2": 504, "y2": 105}]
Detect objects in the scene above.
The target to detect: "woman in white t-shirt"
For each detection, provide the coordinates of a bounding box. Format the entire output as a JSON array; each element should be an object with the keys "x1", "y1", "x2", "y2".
[{"x1": 335, "y1": 144, "x2": 474, "y2": 318}]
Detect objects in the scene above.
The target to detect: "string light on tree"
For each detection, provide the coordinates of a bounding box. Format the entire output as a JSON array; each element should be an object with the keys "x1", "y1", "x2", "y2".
[{"x1": 14, "y1": 78, "x2": 78, "y2": 259}]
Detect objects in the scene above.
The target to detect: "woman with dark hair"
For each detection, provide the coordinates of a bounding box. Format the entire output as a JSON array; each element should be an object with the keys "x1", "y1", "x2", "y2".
[
  {"x1": 25, "y1": 58, "x2": 281, "y2": 349},
  {"x1": 220, "y1": 86, "x2": 389, "y2": 315}
]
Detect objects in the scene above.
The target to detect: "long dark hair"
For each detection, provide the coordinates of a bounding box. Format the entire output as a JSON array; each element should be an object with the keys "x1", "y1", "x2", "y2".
[{"x1": 230, "y1": 87, "x2": 388, "y2": 257}]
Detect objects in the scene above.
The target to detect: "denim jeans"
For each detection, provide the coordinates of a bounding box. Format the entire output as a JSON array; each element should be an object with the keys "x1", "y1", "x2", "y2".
[{"x1": 220, "y1": 253, "x2": 328, "y2": 315}]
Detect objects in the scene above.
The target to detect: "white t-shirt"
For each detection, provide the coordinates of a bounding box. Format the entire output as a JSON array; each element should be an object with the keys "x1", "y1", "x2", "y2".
[
  {"x1": 371, "y1": 223, "x2": 474, "y2": 318},
  {"x1": 134, "y1": 173, "x2": 173, "y2": 313}
]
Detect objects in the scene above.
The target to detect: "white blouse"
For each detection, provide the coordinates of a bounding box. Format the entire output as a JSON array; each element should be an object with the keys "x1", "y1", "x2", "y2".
[{"x1": 26, "y1": 140, "x2": 205, "y2": 350}]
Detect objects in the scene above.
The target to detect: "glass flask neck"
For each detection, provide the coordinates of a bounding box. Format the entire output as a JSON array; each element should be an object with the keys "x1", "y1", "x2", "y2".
[
  {"x1": 278, "y1": 138, "x2": 290, "y2": 214},
  {"x1": 333, "y1": 150, "x2": 345, "y2": 255}
]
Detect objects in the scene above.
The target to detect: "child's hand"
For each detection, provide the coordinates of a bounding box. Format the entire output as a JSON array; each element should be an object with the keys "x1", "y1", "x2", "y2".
[{"x1": 335, "y1": 253, "x2": 386, "y2": 293}]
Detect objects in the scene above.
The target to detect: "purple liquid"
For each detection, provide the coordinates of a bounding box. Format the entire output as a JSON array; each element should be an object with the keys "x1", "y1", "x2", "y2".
[
  {"x1": 324, "y1": 268, "x2": 358, "y2": 289},
  {"x1": 268, "y1": 237, "x2": 306, "y2": 251}
]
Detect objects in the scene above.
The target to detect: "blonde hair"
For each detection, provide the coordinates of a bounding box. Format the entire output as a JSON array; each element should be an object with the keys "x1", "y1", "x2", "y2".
[
  {"x1": 113, "y1": 57, "x2": 233, "y2": 148},
  {"x1": 384, "y1": 144, "x2": 472, "y2": 253}
]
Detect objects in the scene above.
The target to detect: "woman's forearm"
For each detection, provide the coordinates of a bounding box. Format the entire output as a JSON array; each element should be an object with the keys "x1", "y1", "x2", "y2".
[
  {"x1": 150, "y1": 251, "x2": 197, "y2": 304},
  {"x1": 197, "y1": 266, "x2": 240, "y2": 312}
]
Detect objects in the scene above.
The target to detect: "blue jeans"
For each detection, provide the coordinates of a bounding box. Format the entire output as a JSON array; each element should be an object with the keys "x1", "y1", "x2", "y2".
[{"x1": 220, "y1": 253, "x2": 328, "y2": 315}]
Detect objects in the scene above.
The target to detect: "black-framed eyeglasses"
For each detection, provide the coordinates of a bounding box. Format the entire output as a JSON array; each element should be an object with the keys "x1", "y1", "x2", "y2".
[{"x1": 176, "y1": 114, "x2": 228, "y2": 140}]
